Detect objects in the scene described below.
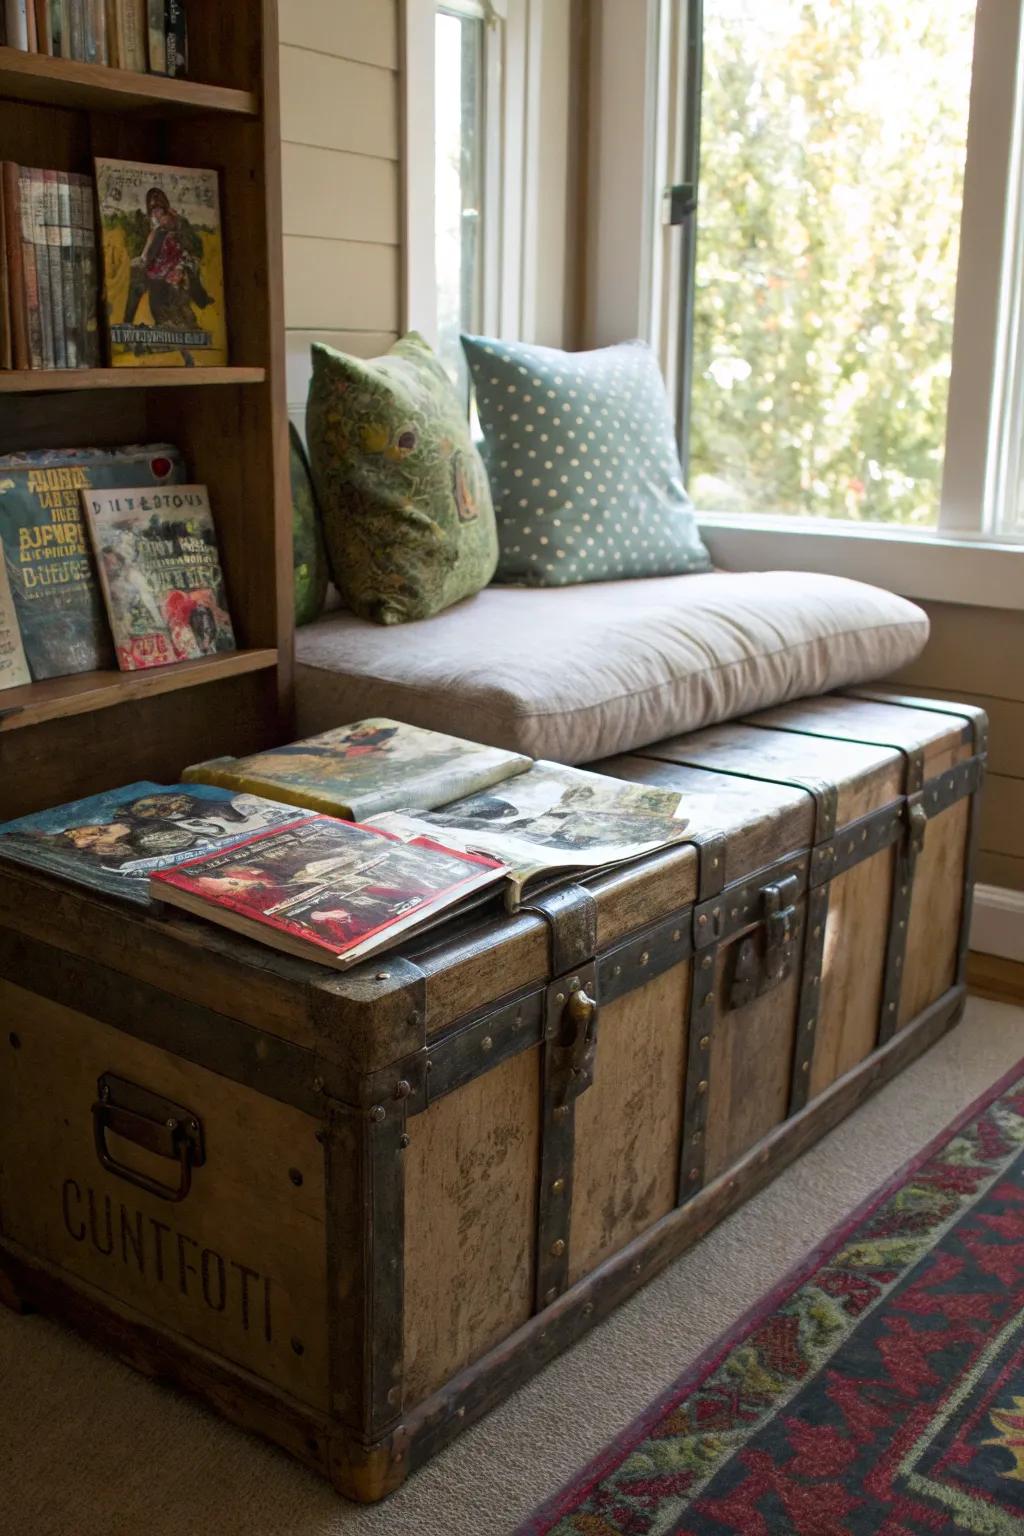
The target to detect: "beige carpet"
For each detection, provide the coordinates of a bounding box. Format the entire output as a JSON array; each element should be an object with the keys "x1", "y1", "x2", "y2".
[{"x1": 2, "y1": 996, "x2": 1022, "y2": 1536}]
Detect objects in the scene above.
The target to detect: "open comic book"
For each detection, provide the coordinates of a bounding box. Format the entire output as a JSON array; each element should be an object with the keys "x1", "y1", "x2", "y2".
[
  {"x1": 151, "y1": 815, "x2": 507, "y2": 969},
  {"x1": 183, "y1": 719, "x2": 533, "y2": 822},
  {"x1": 366, "y1": 761, "x2": 690, "y2": 909}
]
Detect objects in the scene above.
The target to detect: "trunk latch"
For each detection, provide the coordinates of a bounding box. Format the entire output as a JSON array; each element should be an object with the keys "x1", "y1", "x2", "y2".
[
  {"x1": 545, "y1": 963, "x2": 599, "y2": 1102},
  {"x1": 727, "y1": 873, "x2": 802, "y2": 1010}
]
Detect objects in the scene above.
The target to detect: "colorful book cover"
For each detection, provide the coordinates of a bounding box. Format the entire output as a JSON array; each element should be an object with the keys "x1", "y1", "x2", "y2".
[
  {"x1": 0, "y1": 783, "x2": 318, "y2": 906},
  {"x1": 151, "y1": 816, "x2": 506, "y2": 969},
  {"x1": 0, "y1": 443, "x2": 183, "y2": 681},
  {"x1": 183, "y1": 719, "x2": 534, "y2": 823},
  {"x1": 0, "y1": 556, "x2": 30, "y2": 692},
  {"x1": 95, "y1": 158, "x2": 227, "y2": 367},
  {"x1": 82, "y1": 482, "x2": 235, "y2": 671}
]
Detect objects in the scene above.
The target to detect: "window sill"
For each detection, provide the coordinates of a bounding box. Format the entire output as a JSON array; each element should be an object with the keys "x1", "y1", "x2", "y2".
[{"x1": 696, "y1": 512, "x2": 1024, "y2": 612}]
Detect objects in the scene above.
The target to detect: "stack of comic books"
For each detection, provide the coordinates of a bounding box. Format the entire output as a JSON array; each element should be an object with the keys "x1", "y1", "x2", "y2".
[
  {"x1": 0, "y1": 444, "x2": 236, "y2": 691},
  {"x1": 0, "y1": 720, "x2": 693, "y2": 968},
  {"x1": 0, "y1": 164, "x2": 100, "y2": 371}
]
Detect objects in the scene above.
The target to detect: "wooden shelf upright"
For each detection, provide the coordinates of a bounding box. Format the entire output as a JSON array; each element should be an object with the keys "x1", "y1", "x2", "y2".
[{"x1": 0, "y1": 6, "x2": 292, "y2": 821}]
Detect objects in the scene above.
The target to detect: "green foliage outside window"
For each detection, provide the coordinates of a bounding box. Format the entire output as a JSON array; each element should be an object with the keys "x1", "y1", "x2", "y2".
[{"x1": 689, "y1": 0, "x2": 976, "y2": 525}]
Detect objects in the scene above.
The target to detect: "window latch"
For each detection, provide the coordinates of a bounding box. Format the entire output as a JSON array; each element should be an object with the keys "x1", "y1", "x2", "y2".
[{"x1": 667, "y1": 183, "x2": 698, "y2": 225}]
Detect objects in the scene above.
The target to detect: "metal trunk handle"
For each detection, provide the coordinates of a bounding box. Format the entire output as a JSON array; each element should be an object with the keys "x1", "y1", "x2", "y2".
[{"x1": 92, "y1": 1072, "x2": 205, "y2": 1203}]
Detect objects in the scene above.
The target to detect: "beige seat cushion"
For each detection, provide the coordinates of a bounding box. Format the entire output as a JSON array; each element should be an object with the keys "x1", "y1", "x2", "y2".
[{"x1": 295, "y1": 571, "x2": 928, "y2": 764}]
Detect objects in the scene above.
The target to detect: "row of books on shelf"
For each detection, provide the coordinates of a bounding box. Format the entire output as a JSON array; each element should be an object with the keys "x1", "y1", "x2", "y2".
[
  {"x1": 0, "y1": 442, "x2": 235, "y2": 690},
  {"x1": 2, "y1": 0, "x2": 187, "y2": 75},
  {"x1": 0, "y1": 719, "x2": 694, "y2": 968},
  {"x1": 1, "y1": 156, "x2": 227, "y2": 371}
]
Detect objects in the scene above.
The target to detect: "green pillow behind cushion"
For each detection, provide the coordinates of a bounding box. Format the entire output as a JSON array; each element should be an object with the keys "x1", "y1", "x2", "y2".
[
  {"x1": 289, "y1": 421, "x2": 330, "y2": 627},
  {"x1": 461, "y1": 334, "x2": 712, "y2": 586},
  {"x1": 306, "y1": 333, "x2": 499, "y2": 625}
]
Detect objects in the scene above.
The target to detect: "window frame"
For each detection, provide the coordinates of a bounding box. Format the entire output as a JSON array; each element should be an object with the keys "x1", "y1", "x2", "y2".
[
  {"x1": 587, "y1": 0, "x2": 1024, "y2": 601},
  {"x1": 402, "y1": 0, "x2": 506, "y2": 353},
  {"x1": 403, "y1": 0, "x2": 576, "y2": 359}
]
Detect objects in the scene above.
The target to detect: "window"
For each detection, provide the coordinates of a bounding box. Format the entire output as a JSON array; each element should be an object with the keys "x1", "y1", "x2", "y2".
[
  {"x1": 403, "y1": 1, "x2": 574, "y2": 373},
  {"x1": 434, "y1": 3, "x2": 487, "y2": 396},
  {"x1": 661, "y1": 0, "x2": 1024, "y2": 537}
]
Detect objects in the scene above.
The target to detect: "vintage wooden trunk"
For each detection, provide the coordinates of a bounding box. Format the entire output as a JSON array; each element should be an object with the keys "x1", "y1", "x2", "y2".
[{"x1": 0, "y1": 691, "x2": 985, "y2": 1501}]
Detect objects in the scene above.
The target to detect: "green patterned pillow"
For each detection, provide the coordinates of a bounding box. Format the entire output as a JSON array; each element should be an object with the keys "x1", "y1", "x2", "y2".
[
  {"x1": 306, "y1": 334, "x2": 498, "y2": 625},
  {"x1": 461, "y1": 335, "x2": 712, "y2": 586},
  {"x1": 289, "y1": 422, "x2": 330, "y2": 627}
]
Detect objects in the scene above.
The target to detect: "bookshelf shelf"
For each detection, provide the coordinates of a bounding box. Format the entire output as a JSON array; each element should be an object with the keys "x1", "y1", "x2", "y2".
[
  {"x1": 0, "y1": 47, "x2": 258, "y2": 116},
  {"x1": 0, "y1": 649, "x2": 279, "y2": 732},
  {"x1": 0, "y1": 367, "x2": 267, "y2": 393}
]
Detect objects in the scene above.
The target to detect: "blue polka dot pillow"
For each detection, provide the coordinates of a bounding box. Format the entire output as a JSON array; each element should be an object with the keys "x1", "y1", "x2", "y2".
[{"x1": 461, "y1": 335, "x2": 711, "y2": 586}]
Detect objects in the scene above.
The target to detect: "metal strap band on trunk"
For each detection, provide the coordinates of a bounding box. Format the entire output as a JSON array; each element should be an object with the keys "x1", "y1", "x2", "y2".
[
  {"x1": 843, "y1": 689, "x2": 989, "y2": 754},
  {"x1": 519, "y1": 883, "x2": 599, "y2": 1309},
  {"x1": 520, "y1": 884, "x2": 598, "y2": 975},
  {"x1": 736, "y1": 707, "x2": 926, "y2": 1104},
  {"x1": 743, "y1": 704, "x2": 985, "y2": 1075},
  {"x1": 679, "y1": 834, "x2": 727, "y2": 1203},
  {"x1": 741, "y1": 716, "x2": 926, "y2": 794},
  {"x1": 640, "y1": 750, "x2": 840, "y2": 844}
]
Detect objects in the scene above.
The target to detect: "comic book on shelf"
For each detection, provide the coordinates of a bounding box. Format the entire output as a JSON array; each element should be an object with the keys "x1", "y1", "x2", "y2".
[
  {"x1": 0, "y1": 554, "x2": 30, "y2": 691},
  {"x1": 0, "y1": 783, "x2": 318, "y2": 906},
  {"x1": 0, "y1": 443, "x2": 184, "y2": 681},
  {"x1": 95, "y1": 158, "x2": 227, "y2": 367},
  {"x1": 82, "y1": 482, "x2": 235, "y2": 670}
]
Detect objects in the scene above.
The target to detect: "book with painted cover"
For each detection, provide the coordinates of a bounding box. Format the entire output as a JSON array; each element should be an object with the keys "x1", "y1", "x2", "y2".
[
  {"x1": 0, "y1": 782, "x2": 317, "y2": 906},
  {"x1": 150, "y1": 816, "x2": 507, "y2": 970},
  {"x1": 82, "y1": 482, "x2": 235, "y2": 671},
  {"x1": 183, "y1": 719, "x2": 534, "y2": 822},
  {"x1": 95, "y1": 158, "x2": 227, "y2": 367},
  {"x1": 0, "y1": 443, "x2": 184, "y2": 681},
  {"x1": 366, "y1": 761, "x2": 691, "y2": 908},
  {"x1": 0, "y1": 554, "x2": 30, "y2": 692}
]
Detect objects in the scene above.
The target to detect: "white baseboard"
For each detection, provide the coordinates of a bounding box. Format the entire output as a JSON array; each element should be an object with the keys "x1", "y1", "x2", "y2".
[{"x1": 970, "y1": 884, "x2": 1024, "y2": 962}]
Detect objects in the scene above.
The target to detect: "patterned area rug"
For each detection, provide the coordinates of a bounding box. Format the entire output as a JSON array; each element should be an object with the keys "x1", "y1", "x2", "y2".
[{"x1": 519, "y1": 1060, "x2": 1024, "y2": 1535}]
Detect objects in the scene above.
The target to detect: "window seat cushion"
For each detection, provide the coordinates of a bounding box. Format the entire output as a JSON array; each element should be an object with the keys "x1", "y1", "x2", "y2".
[{"x1": 294, "y1": 570, "x2": 929, "y2": 764}]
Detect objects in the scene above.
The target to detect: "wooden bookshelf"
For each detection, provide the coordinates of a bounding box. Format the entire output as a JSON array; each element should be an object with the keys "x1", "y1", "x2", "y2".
[
  {"x1": 0, "y1": 649, "x2": 279, "y2": 732},
  {"x1": 0, "y1": 46, "x2": 259, "y2": 116},
  {"x1": 0, "y1": 366, "x2": 267, "y2": 393},
  {"x1": 0, "y1": 3, "x2": 292, "y2": 822}
]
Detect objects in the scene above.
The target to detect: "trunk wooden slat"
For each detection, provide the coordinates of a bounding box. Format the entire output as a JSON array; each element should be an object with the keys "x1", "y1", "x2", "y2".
[{"x1": 0, "y1": 691, "x2": 984, "y2": 1500}]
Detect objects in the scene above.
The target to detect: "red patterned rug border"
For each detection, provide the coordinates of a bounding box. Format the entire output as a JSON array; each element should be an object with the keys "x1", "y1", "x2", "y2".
[{"x1": 517, "y1": 1052, "x2": 1024, "y2": 1536}]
